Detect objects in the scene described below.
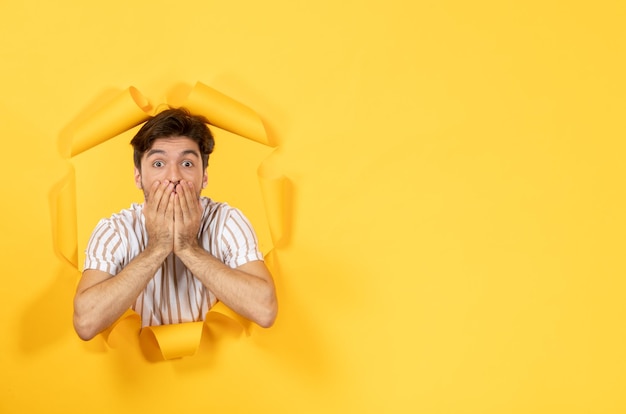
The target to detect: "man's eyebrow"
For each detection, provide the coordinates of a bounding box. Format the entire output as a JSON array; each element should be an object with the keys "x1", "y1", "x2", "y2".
[
  {"x1": 145, "y1": 149, "x2": 200, "y2": 158},
  {"x1": 146, "y1": 149, "x2": 165, "y2": 158},
  {"x1": 180, "y1": 149, "x2": 200, "y2": 158}
]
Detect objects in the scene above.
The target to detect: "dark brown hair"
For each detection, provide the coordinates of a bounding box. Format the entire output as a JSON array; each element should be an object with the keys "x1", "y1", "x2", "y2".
[{"x1": 130, "y1": 107, "x2": 215, "y2": 170}]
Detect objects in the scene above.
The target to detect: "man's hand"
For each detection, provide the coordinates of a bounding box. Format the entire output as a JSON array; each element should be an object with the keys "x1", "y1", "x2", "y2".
[
  {"x1": 144, "y1": 179, "x2": 175, "y2": 255},
  {"x1": 173, "y1": 180, "x2": 203, "y2": 254}
]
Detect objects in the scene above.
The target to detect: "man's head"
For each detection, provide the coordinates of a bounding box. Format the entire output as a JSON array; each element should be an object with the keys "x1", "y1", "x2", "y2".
[
  {"x1": 131, "y1": 107, "x2": 214, "y2": 171},
  {"x1": 131, "y1": 107, "x2": 215, "y2": 199}
]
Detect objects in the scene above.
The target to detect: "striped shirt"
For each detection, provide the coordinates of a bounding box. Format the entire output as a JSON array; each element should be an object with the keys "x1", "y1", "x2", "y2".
[{"x1": 83, "y1": 197, "x2": 264, "y2": 327}]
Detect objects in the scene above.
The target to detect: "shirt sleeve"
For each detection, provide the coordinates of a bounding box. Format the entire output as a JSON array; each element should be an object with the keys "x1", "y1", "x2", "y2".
[
  {"x1": 83, "y1": 218, "x2": 127, "y2": 275},
  {"x1": 220, "y1": 208, "x2": 264, "y2": 268}
]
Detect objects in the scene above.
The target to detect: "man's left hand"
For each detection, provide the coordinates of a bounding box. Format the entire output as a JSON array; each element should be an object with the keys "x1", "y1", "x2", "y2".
[{"x1": 173, "y1": 180, "x2": 203, "y2": 254}]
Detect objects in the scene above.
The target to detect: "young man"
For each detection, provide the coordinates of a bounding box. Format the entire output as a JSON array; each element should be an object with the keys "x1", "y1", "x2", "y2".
[{"x1": 73, "y1": 108, "x2": 277, "y2": 341}]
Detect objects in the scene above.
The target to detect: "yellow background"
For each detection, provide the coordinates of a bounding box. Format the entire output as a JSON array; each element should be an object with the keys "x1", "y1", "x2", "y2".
[{"x1": 1, "y1": 1, "x2": 625, "y2": 412}]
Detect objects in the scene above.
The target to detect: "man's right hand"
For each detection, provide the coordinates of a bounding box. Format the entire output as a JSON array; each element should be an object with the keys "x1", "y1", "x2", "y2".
[{"x1": 143, "y1": 179, "x2": 175, "y2": 256}]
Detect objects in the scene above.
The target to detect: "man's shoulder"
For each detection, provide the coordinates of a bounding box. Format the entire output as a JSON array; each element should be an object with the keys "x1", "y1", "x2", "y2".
[
  {"x1": 201, "y1": 197, "x2": 231, "y2": 213},
  {"x1": 200, "y1": 197, "x2": 248, "y2": 225},
  {"x1": 96, "y1": 203, "x2": 144, "y2": 229},
  {"x1": 111, "y1": 202, "x2": 143, "y2": 218}
]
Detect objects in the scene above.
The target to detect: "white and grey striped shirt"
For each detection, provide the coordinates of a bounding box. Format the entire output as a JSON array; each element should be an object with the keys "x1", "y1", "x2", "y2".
[{"x1": 83, "y1": 197, "x2": 264, "y2": 327}]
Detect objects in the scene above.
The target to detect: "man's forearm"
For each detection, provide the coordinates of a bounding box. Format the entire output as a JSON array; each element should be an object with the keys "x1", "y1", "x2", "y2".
[
  {"x1": 176, "y1": 246, "x2": 277, "y2": 328},
  {"x1": 73, "y1": 246, "x2": 169, "y2": 340}
]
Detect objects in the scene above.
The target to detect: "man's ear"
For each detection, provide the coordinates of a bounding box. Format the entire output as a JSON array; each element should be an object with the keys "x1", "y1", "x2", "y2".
[
  {"x1": 202, "y1": 171, "x2": 208, "y2": 189},
  {"x1": 134, "y1": 167, "x2": 143, "y2": 189}
]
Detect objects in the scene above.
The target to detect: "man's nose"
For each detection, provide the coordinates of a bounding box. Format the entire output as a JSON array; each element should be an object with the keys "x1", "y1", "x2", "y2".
[{"x1": 167, "y1": 164, "x2": 181, "y2": 183}]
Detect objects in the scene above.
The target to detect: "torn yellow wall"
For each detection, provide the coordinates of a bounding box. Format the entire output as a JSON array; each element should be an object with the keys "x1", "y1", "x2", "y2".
[{"x1": 1, "y1": 1, "x2": 625, "y2": 413}]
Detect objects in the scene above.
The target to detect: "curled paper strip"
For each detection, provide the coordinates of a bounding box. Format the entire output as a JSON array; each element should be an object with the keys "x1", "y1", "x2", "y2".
[
  {"x1": 55, "y1": 81, "x2": 287, "y2": 360},
  {"x1": 99, "y1": 303, "x2": 248, "y2": 361},
  {"x1": 70, "y1": 87, "x2": 153, "y2": 156},
  {"x1": 258, "y1": 156, "x2": 288, "y2": 246},
  {"x1": 52, "y1": 166, "x2": 78, "y2": 267},
  {"x1": 180, "y1": 81, "x2": 271, "y2": 146},
  {"x1": 140, "y1": 322, "x2": 204, "y2": 360}
]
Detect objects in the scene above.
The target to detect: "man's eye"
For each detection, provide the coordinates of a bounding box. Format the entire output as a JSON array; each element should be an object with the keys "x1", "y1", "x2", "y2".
[
  {"x1": 153, "y1": 161, "x2": 164, "y2": 167},
  {"x1": 182, "y1": 161, "x2": 193, "y2": 167}
]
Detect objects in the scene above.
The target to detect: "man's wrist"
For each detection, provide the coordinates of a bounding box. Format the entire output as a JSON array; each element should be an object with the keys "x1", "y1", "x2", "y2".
[
  {"x1": 144, "y1": 243, "x2": 172, "y2": 261},
  {"x1": 174, "y1": 242, "x2": 204, "y2": 263}
]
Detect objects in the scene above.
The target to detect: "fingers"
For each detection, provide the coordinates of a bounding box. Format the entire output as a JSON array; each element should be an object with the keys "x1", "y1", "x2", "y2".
[
  {"x1": 173, "y1": 185, "x2": 183, "y2": 222},
  {"x1": 166, "y1": 188, "x2": 175, "y2": 220},
  {"x1": 172, "y1": 181, "x2": 201, "y2": 253},
  {"x1": 147, "y1": 180, "x2": 174, "y2": 214},
  {"x1": 174, "y1": 181, "x2": 200, "y2": 221},
  {"x1": 143, "y1": 180, "x2": 175, "y2": 255}
]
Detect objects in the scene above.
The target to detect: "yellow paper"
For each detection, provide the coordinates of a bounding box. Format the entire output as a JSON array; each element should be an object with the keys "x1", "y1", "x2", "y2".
[
  {"x1": 52, "y1": 166, "x2": 78, "y2": 267},
  {"x1": 258, "y1": 157, "x2": 288, "y2": 247},
  {"x1": 101, "y1": 309, "x2": 141, "y2": 349},
  {"x1": 206, "y1": 301, "x2": 251, "y2": 336},
  {"x1": 70, "y1": 87, "x2": 152, "y2": 156},
  {"x1": 178, "y1": 81, "x2": 271, "y2": 146},
  {"x1": 101, "y1": 304, "x2": 248, "y2": 361},
  {"x1": 140, "y1": 322, "x2": 204, "y2": 360}
]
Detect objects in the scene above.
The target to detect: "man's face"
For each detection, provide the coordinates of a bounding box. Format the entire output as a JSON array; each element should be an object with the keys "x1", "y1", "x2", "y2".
[{"x1": 134, "y1": 136, "x2": 208, "y2": 200}]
